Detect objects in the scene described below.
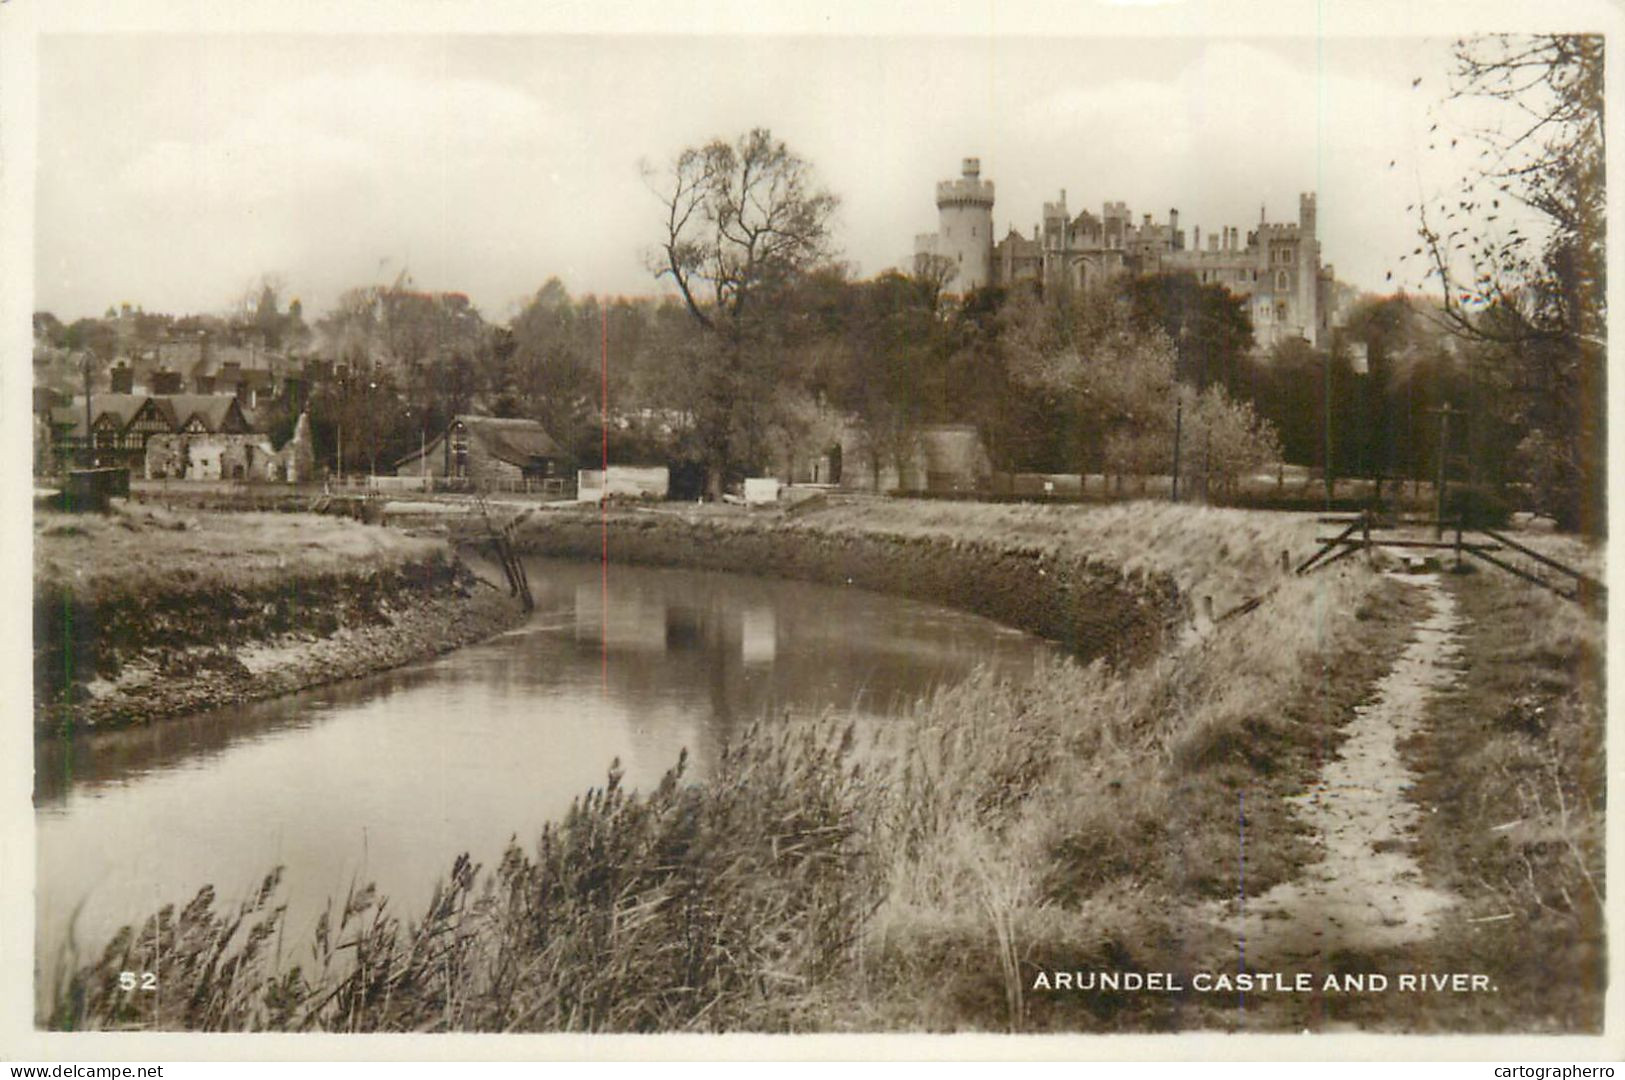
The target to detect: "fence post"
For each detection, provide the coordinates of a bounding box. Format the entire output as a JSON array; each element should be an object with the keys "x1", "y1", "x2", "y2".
[
  {"x1": 1361, "y1": 509, "x2": 1372, "y2": 565},
  {"x1": 1170, "y1": 398, "x2": 1183, "y2": 503}
]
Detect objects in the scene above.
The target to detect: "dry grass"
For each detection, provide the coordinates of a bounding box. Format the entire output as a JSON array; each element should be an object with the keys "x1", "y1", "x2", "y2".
[
  {"x1": 580, "y1": 497, "x2": 1321, "y2": 616},
  {"x1": 794, "y1": 499, "x2": 1323, "y2": 613},
  {"x1": 1390, "y1": 568, "x2": 1606, "y2": 1031},
  {"x1": 850, "y1": 564, "x2": 1405, "y2": 1030},
  {"x1": 35, "y1": 505, "x2": 442, "y2": 606}
]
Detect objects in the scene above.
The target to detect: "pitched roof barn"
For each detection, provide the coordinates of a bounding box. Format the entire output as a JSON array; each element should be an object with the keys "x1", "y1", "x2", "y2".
[{"x1": 396, "y1": 415, "x2": 570, "y2": 483}]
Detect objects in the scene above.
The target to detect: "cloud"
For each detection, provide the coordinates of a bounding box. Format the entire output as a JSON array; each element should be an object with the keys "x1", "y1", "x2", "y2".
[
  {"x1": 120, "y1": 129, "x2": 375, "y2": 205},
  {"x1": 1010, "y1": 43, "x2": 1334, "y2": 194},
  {"x1": 117, "y1": 67, "x2": 555, "y2": 209},
  {"x1": 267, "y1": 68, "x2": 553, "y2": 150}
]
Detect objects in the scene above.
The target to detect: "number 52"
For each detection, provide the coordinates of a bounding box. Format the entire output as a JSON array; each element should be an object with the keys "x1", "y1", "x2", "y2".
[{"x1": 118, "y1": 971, "x2": 157, "y2": 991}]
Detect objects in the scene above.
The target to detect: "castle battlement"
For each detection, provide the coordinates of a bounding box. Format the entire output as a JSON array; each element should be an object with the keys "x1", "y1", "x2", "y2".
[
  {"x1": 937, "y1": 157, "x2": 995, "y2": 209},
  {"x1": 937, "y1": 178, "x2": 995, "y2": 207}
]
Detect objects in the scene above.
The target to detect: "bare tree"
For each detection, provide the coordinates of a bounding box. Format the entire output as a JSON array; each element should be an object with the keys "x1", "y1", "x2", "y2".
[
  {"x1": 1415, "y1": 34, "x2": 1604, "y2": 530},
  {"x1": 911, "y1": 252, "x2": 959, "y2": 312},
  {"x1": 644, "y1": 128, "x2": 840, "y2": 495}
]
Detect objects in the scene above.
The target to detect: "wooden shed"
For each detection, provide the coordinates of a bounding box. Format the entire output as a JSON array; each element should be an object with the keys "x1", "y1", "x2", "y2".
[{"x1": 396, "y1": 415, "x2": 570, "y2": 489}]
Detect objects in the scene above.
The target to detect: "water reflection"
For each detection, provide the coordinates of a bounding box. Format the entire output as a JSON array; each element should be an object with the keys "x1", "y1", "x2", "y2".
[{"x1": 35, "y1": 557, "x2": 1054, "y2": 987}]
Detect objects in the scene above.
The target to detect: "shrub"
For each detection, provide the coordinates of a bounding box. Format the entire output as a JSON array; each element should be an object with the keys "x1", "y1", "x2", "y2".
[{"x1": 1445, "y1": 485, "x2": 1513, "y2": 529}]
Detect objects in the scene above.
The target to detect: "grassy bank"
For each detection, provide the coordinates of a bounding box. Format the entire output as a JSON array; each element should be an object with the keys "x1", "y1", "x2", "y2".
[
  {"x1": 507, "y1": 499, "x2": 1322, "y2": 667},
  {"x1": 48, "y1": 537, "x2": 1415, "y2": 1031},
  {"x1": 34, "y1": 505, "x2": 523, "y2": 732},
  {"x1": 754, "y1": 498, "x2": 1321, "y2": 615},
  {"x1": 849, "y1": 566, "x2": 1417, "y2": 1032},
  {"x1": 36, "y1": 504, "x2": 444, "y2": 601}
]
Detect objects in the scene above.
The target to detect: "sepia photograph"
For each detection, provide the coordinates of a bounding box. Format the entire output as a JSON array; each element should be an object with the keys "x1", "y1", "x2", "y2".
[{"x1": 2, "y1": 0, "x2": 1616, "y2": 1061}]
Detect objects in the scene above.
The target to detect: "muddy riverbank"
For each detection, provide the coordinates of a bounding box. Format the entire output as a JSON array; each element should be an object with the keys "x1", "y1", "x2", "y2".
[{"x1": 34, "y1": 506, "x2": 526, "y2": 734}]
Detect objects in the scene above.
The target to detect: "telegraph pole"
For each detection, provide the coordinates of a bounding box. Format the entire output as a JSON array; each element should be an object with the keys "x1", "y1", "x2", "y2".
[
  {"x1": 1323, "y1": 348, "x2": 1334, "y2": 509},
  {"x1": 1428, "y1": 402, "x2": 1455, "y2": 538},
  {"x1": 83, "y1": 353, "x2": 94, "y2": 468}
]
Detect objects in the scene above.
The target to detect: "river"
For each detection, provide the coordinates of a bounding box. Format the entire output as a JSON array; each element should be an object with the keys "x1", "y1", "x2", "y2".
[{"x1": 35, "y1": 556, "x2": 1056, "y2": 987}]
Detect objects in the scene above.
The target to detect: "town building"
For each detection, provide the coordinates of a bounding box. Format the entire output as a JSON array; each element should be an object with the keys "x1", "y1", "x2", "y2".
[
  {"x1": 395, "y1": 415, "x2": 571, "y2": 491},
  {"x1": 39, "y1": 391, "x2": 308, "y2": 481},
  {"x1": 46, "y1": 393, "x2": 173, "y2": 472},
  {"x1": 138, "y1": 395, "x2": 271, "y2": 480},
  {"x1": 34, "y1": 332, "x2": 315, "y2": 419},
  {"x1": 915, "y1": 158, "x2": 1348, "y2": 348}
]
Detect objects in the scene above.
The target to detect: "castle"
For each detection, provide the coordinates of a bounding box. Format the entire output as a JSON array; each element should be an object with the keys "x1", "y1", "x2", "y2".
[{"x1": 914, "y1": 158, "x2": 1349, "y2": 348}]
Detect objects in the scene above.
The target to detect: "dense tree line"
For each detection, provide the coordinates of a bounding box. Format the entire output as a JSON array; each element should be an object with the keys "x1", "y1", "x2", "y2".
[{"x1": 30, "y1": 260, "x2": 1561, "y2": 514}]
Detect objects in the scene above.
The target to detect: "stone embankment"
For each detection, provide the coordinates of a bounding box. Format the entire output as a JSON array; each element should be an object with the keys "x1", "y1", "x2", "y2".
[{"x1": 507, "y1": 508, "x2": 1188, "y2": 666}]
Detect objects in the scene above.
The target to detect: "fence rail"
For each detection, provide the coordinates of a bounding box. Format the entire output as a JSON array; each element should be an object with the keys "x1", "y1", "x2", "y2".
[
  {"x1": 1296, "y1": 510, "x2": 1603, "y2": 607},
  {"x1": 322, "y1": 475, "x2": 571, "y2": 497}
]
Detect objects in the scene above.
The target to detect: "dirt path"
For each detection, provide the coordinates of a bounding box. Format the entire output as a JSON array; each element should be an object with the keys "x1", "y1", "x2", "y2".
[{"x1": 1228, "y1": 572, "x2": 1463, "y2": 966}]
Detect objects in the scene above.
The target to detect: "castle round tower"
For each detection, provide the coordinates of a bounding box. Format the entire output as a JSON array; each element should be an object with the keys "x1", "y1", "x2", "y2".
[
  {"x1": 935, "y1": 158, "x2": 995, "y2": 293},
  {"x1": 1297, "y1": 192, "x2": 1321, "y2": 345}
]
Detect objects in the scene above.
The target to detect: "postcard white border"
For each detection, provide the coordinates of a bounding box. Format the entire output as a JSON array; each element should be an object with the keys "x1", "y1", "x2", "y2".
[{"x1": 2, "y1": 0, "x2": 1620, "y2": 1063}]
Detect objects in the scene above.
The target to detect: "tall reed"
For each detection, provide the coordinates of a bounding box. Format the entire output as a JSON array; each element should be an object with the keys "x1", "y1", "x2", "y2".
[{"x1": 48, "y1": 721, "x2": 878, "y2": 1032}]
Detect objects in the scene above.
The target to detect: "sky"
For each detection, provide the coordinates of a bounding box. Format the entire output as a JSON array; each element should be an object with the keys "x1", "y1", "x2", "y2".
[{"x1": 26, "y1": 22, "x2": 1533, "y2": 323}]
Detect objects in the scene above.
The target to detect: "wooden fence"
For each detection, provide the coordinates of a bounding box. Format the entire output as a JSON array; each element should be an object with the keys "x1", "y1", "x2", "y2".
[{"x1": 1296, "y1": 510, "x2": 1604, "y2": 607}]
